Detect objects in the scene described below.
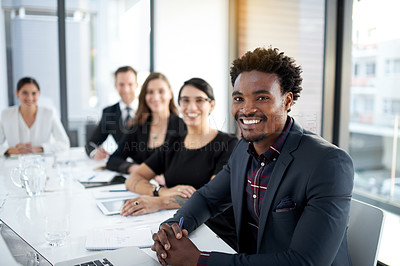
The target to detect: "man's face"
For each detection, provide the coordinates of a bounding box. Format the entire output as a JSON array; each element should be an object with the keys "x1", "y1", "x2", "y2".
[
  {"x1": 115, "y1": 71, "x2": 137, "y2": 105},
  {"x1": 232, "y1": 70, "x2": 293, "y2": 143}
]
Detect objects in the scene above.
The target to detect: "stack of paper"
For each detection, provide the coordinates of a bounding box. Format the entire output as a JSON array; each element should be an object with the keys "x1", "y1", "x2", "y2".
[
  {"x1": 85, "y1": 210, "x2": 177, "y2": 250},
  {"x1": 77, "y1": 170, "x2": 117, "y2": 183},
  {"x1": 85, "y1": 225, "x2": 153, "y2": 250}
]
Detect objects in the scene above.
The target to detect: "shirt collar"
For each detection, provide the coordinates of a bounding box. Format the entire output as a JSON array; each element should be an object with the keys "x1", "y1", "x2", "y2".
[
  {"x1": 119, "y1": 101, "x2": 134, "y2": 112},
  {"x1": 247, "y1": 116, "x2": 293, "y2": 162}
]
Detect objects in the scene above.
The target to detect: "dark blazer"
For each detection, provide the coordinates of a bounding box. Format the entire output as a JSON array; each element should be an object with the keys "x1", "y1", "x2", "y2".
[
  {"x1": 85, "y1": 103, "x2": 126, "y2": 156},
  {"x1": 166, "y1": 120, "x2": 354, "y2": 265},
  {"x1": 106, "y1": 113, "x2": 186, "y2": 173}
]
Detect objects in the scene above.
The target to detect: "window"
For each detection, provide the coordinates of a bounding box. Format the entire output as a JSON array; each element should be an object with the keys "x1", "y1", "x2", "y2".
[
  {"x1": 384, "y1": 99, "x2": 400, "y2": 115},
  {"x1": 349, "y1": 0, "x2": 400, "y2": 209},
  {"x1": 354, "y1": 63, "x2": 359, "y2": 76},
  {"x1": 385, "y1": 59, "x2": 391, "y2": 74},
  {"x1": 363, "y1": 96, "x2": 374, "y2": 113},
  {"x1": 366, "y1": 62, "x2": 376, "y2": 76},
  {"x1": 394, "y1": 59, "x2": 400, "y2": 74}
]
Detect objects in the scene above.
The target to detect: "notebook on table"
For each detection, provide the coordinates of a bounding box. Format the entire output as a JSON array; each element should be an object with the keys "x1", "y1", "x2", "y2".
[{"x1": 85, "y1": 226, "x2": 153, "y2": 250}]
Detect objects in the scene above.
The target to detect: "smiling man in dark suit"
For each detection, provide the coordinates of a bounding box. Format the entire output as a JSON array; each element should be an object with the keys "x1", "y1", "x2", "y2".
[
  {"x1": 151, "y1": 47, "x2": 354, "y2": 266},
  {"x1": 85, "y1": 66, "x2": 138, "y2": 160}
]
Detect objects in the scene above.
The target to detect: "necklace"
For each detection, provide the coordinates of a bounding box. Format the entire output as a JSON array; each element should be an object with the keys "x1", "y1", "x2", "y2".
[{"x1": 152, "y1": 134, "x2": 158, "y2": 140}]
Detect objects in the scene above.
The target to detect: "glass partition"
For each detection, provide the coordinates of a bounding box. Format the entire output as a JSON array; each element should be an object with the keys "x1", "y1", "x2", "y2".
[
  {"x1": 2, "y1": 1, "x2": 60, "y2": 114},
  {"x1": 349, "y1": 0, "x2": 400, "y2": 208},
  {"x1": 65, "y1": 0, "x2": 151, "y2": 146}
]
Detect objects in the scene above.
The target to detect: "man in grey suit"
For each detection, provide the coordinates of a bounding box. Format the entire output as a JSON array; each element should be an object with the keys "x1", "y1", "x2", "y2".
[{"x1": 151, "y1": 47, "x2": 354, "y2": 265}]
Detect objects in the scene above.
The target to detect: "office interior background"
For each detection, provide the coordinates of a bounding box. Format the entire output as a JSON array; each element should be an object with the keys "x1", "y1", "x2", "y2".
[{"x1": 1, "y1": 0, "x2": 399, "y2": 228}]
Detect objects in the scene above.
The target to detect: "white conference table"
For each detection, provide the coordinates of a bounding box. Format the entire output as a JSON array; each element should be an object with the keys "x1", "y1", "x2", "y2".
[{"x1": 0, "y1": 148, "x2": 235, "y2": 265}]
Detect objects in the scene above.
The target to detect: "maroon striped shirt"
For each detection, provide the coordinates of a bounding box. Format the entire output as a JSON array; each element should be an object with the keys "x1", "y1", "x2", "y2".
[{"x1": 243, "y1": 116, "x2": 293, "y2": 253}]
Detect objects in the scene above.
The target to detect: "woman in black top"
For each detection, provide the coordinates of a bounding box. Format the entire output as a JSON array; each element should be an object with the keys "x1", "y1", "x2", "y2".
[
  {"x1": 106, "y1": 73, "x2": 186, "y2": 174},
  {"x1": 145, "y1": 132, "x2": 236, "y2": 189},
  {"x1": 121, "y1": 78, "x2": 238, "y2": 249}
]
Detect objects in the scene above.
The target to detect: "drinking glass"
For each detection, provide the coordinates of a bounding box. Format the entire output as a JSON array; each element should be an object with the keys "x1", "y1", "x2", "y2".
[
  {"x1": 10, "y1": 155, "x2": 46, "y2": 196},
  {"x1": 44, "y1": 215, "x2": 70, "y2": 247}
]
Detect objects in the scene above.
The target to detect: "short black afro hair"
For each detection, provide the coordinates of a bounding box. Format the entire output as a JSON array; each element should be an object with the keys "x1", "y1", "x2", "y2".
[{"x1": 230, "y1": 47, "x2": 302, "y2": 102}]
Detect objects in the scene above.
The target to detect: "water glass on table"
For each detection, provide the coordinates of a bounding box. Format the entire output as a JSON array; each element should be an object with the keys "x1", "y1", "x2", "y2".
[
  {"x1": 10, "y1": 155, "x2": 47, "y2": 197},
  {"x1": 45, "y1": 214, "x2": 70, "y2": 247}
]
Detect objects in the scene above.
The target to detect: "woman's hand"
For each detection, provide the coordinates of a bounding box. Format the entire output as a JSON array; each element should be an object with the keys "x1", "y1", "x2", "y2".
[
  {"x1": 16, "y1": 143, "x2": 32, "y2": 154},
  {"x1": 120, "y1": 196, "x2": 163, "y2": 216},
  {"x1": 160, "y1": 185, "x2": 196, "y2": 199},
  {"x1": 5, "y1": 147, "x2": 20, "y2": 155},
  {"x1": 31, "y1": 146, "x2": 44, "y2": 153},
  {"x1": 7, "y1": 143, "x2": 42, "y2": 154}
]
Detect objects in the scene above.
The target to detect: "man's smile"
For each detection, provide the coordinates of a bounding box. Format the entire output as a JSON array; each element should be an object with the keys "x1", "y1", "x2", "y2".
[
  {"x1": 241, "y1": 118, "x2": 261, "y2": 125},
  {"x1": 236, "y1": 114, "x2": 267, "y2": 130}
]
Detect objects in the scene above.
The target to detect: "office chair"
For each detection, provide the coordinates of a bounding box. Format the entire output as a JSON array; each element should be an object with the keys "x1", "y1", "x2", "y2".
[
  {"x1": 67, "y1": 129, "x2": 79, "y2": 147},
  {"x1": 347, "y1": 199, "x2": 385, "y2": 266},
  {"x1": 85, "y1": 122, "x2": 97, "y2": 143}
]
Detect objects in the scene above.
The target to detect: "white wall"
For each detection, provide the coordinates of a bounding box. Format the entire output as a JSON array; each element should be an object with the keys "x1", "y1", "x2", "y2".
[
  {"x1": 0, "y1": 0, "x2": 8, "y2": 112},
  {"x1": 154, "y1": 0, "x2": 230, "y2": 132}
]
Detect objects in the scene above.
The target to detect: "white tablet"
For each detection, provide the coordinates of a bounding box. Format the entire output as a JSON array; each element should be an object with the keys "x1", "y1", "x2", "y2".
[{"x1": 96, "y1": 197, "x2": 135, "y2": 215}]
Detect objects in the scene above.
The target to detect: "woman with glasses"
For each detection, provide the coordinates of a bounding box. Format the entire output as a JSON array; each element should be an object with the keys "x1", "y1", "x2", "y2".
[
  {"x1": 121, "y1": 77, "x2": 238, "y2": 249},
  {"x1": 0, "y1": 77, "x2": 70, "y2": 155},
  {"x1": 106, "y1": 73, "x2": 186, "y2": 176}
]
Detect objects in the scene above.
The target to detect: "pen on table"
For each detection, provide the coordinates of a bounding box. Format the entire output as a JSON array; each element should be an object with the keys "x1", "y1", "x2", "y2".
[
  {"x1": 178, "y1": 217, "x2": 184, "y2": 229},
  {"x1": 139, "y1": 245, "x2": 153, "y2": 249},
  {"x1": 87, "y1": 175, "x2": 96, "y2": 181}
]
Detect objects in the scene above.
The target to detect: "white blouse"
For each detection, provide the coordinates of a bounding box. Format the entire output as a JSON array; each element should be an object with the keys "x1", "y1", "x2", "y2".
[{"x1": 0, "y1": 106, "x2": 70, "y2": 155}]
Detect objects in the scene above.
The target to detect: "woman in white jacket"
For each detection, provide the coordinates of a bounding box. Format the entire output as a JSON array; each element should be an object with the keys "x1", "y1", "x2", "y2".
[{"x1": 0, "y1": 77, "x2": 70, "y2": 155}]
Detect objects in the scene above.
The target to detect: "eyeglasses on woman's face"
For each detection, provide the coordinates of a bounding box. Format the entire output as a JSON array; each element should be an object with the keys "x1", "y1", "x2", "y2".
[{"x1": 178, "y1": 97, "x2": 212, "y2": 107}]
